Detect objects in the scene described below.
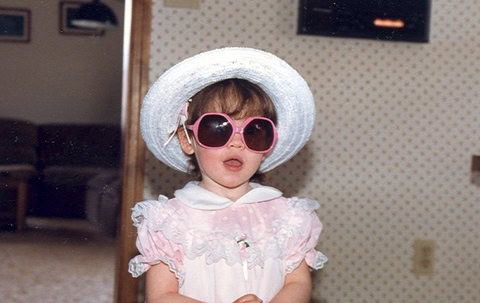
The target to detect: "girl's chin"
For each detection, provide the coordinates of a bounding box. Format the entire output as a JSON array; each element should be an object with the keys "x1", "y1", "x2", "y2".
[
  {"x1": 203, "y1": 175, "x2": 252, "y2": 191},
  {"x1": 216, "y1": 178, "x2": 250, "y2": 189}
]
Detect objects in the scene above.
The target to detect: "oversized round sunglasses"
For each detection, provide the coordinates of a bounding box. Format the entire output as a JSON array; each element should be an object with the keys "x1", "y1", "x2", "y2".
[{"x1": 186, "y1": 113, "x2": 278, "y2": 153}]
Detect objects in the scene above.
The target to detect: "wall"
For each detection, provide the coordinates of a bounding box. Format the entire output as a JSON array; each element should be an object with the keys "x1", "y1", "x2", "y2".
[
  {"x1": 143, "y1": 1, "x2": 480, "y2": 302},
  {"x1": 0, "y1": 0, "x2": 124, "y2": 124}
]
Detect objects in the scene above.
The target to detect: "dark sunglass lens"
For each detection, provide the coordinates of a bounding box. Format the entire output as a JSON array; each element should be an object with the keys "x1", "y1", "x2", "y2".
[
  {"x1": 243, "y1": 119, "x2": 274, "y2": 151},
  {"x1": 197, "y1": 115, "x2": 232, "y2": 147}
]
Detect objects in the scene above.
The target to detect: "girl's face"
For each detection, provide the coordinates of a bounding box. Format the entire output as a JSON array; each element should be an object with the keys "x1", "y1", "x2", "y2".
[{"x1": 179, "y1": 115, "x2": 267, "y2": 200}]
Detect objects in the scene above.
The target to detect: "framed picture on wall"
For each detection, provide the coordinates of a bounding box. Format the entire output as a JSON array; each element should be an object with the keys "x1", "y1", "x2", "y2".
[
  {"x1": 59, "y1": 1, "x2": 104, "y2": 36},
  {"x1": 0, "y1": 7, "x2": 31, "y2": 43}
]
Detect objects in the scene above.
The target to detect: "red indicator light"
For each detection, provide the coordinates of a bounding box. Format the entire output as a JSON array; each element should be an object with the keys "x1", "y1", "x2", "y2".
[{"x1": 373, "y1": 18, "x2": 405, "y2": 28}]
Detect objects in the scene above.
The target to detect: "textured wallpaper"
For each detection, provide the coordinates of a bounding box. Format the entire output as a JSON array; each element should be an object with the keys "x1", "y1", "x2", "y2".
[{"x1": 143, "y1": 1, "x2": 480, "y2": 302}]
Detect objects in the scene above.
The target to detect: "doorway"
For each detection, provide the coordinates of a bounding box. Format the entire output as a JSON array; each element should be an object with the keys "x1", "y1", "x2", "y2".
[{"x1": 0, "y1": 0, "x2": 126, "y2": 301}]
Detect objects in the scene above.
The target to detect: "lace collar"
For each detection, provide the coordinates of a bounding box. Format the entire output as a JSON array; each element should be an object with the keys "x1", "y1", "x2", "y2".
[{"x1": 174, "y1": 181, "x2": 282, "y2": 210}]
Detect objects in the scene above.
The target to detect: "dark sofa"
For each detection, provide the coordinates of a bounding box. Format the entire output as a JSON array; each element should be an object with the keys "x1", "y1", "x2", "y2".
[
  {"x1": 0, "y1": 118, "x2": 121, "y2": 235},
  {"x1": 0, "y1": 118, "x2": 38, "y2": 230},
  {"x1": 35, "y1": 123, "x2": 121, "y2": 218}
]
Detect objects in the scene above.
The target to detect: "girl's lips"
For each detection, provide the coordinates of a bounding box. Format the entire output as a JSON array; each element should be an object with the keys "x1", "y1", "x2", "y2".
[{"x1": 223, "y1": 158, "x2": 243, "y2": 171}]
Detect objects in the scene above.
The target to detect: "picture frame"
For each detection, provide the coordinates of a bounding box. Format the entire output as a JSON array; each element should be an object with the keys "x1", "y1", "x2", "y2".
[
  {"x1": 0, "y1": 7, "x2": 31, "y2": 43},
  {"x1": 59, "y1": 1, "x2": 104, "y2": 36}
]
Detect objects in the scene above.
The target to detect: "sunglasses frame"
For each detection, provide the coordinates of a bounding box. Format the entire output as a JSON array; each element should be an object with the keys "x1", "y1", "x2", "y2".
[{"x1": 186, "y1": 113, "x2": 278, "y2": 153}]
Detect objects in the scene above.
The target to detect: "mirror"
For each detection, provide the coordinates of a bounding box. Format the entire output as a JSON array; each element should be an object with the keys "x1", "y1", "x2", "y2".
[{"x1": 0, "y1": 1, "x2": 125, "y2": 302}]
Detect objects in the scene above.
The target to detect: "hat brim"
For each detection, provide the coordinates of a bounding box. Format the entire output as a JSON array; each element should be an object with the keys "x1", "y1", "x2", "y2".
[{"x1": 141, "y1": 47, "x2": 315, "y2": 173}]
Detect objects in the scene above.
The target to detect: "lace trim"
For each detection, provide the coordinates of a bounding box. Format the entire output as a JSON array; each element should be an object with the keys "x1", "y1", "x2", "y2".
[
  {"x1": 128, "y1": 254, "x2": 186, "y2": 286},
  {"x1": 285, "y1": 249, "x2": 328, "y2": 273},
  {"x1": 287, "y1": 196, "x2": 319, "y2": 212},
  {"x1": 309, "y1": 250, "x2": 328, "y2": 270},
  {"x1": 128, "y1": 256, "x2": 149, "y2": 278},
  {"x1": 131, "y1": 195, "x2": 169, "y2": 228},
  {"x1": 132, "y1": 196, "x2": 326, "y2": 271}
]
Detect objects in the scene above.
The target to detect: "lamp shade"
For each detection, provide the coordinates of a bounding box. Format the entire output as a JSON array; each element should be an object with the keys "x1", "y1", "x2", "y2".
[{"x1": 71, "y1": 0, "x2": 118, "y2": 29}]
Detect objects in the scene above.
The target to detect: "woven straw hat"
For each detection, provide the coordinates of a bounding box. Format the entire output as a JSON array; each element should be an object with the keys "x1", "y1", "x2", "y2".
[{"x1": 141, "y1": 47, "x2": 315, "y2": 173}]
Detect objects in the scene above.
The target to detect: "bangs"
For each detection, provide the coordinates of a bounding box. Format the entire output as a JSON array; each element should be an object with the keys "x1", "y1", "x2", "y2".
[{"x1": 188, "y1": 79, "x2": 277, "y2": 124}]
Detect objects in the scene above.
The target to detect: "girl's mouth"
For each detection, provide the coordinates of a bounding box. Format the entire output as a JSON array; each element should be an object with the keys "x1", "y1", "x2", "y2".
[{"x1": 223, "y1": 158, "x2": 243, "y2": 171}]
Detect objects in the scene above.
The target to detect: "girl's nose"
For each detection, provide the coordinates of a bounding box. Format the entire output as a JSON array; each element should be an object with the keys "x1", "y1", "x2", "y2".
[{"x1": 229, "y1": 132, "x2": 245, "y2": 149}]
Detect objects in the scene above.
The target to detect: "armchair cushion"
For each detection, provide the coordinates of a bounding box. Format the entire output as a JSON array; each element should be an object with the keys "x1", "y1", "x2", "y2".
[{"x1": 38, "y1": 124, "x2": 120, "y2": 168}]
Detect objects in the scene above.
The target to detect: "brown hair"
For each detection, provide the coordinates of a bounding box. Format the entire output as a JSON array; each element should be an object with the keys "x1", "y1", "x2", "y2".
[{"x1": 184, "y1": 78, "x2": 277, "y2": 183}]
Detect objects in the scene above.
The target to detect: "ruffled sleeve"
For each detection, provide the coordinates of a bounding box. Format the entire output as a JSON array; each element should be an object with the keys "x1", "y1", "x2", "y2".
[
  {"x1": 284, "y1": 197, "x2": 328, "y2": 273},
  {"x1": 128, "y1": 196, "x2": 186, "y2": 285}
]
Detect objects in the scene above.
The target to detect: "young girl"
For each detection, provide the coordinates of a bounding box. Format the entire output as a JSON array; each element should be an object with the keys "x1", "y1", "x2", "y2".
[{"x1": 129, "y1": 48, "x2": 327, "y2": 303}]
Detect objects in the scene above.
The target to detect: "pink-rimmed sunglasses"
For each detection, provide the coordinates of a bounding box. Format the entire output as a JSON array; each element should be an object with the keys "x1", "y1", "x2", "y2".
[{"x1": 186, "y1": 113, "x2": 278, "y2": 153}]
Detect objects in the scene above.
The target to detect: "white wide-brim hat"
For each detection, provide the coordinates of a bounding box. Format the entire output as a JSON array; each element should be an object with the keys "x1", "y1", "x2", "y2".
[{"x1": 141, "y1": 47, "x2": 315, "y2": 173}]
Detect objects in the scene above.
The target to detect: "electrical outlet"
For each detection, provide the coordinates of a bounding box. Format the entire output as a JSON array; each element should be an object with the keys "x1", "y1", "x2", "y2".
[
  {"x1": 412, "y1": 239, "x2": 435, "y2": 276},
  {"x1": 164, "y1": 0, "x2": 200, "y2": 9}
]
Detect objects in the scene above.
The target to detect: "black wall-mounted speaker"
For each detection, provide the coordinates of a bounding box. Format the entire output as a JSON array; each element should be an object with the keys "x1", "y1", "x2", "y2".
[{"x1": 298, "y1": 0, "x2": 432, "y2": 43}]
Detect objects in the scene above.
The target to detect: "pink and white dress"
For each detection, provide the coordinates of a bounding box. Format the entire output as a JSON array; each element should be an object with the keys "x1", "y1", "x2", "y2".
[{"x1": 129, "y1": 181, "x2": 327, "y2": 303}]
